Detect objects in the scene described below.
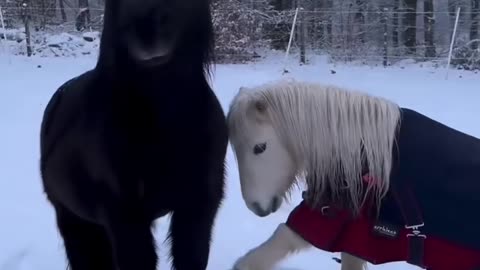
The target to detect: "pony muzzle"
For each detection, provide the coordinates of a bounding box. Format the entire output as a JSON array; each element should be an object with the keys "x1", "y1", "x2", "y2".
[{"x1": 248, "y1": 196, "x2": 282, "y2": 217}]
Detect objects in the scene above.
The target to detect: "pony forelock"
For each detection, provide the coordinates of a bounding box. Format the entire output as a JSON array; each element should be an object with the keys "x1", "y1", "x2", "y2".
[{"x1": 227, "y1": 79, "x2": 401, "y2": 215}]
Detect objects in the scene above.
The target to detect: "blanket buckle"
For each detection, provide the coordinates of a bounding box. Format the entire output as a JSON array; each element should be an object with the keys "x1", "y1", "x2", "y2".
[
  {"x1": 405, "y1": 223, "x2": 426, "y2": 239},
  {"x1": 405, "y1": 223, "x2": 427, "y2": 268}
]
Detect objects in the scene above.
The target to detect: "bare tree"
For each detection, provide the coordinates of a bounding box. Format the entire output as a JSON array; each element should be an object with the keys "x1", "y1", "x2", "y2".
[
  {"x1": 392, "y1": 0, "x2": 400, "y2": 50},
  {"x1": 59, "y1": 0, "x2": 67, "y2": 22},
  {"x1": 403, "y1": 0, "x2": 417, "y2": 54},
  {"x1": 424, "y1": 0, "x2": 436, "y2": 57},
  {"x1": 75, "y1": 0, "x2": 90, "y2": 31},
  {"x1": 471, "y1": 0, "x2": 479, "y2": 49},
  {"x1": 354, "y1": 0, "x2": 366, "y2": 44}
]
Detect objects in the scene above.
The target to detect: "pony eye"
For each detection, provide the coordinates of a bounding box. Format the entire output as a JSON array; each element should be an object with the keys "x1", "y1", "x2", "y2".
[{"x1": 253, "y1": 143, "x2": 267, "y2": 155}]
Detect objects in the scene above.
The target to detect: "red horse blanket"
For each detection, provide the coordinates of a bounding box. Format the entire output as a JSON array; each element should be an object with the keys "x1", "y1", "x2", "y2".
[
  {"x1": 286, "y1": 200, "x2": 480, "y2": 270},
  {"x1": 285, "y1": 108, "x2": 480, "y2": 270}
]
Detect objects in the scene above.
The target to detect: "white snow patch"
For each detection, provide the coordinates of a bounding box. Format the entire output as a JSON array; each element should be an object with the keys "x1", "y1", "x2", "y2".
[{"x1": 0, "y1": 54, "x2": 478, "y2": 270}]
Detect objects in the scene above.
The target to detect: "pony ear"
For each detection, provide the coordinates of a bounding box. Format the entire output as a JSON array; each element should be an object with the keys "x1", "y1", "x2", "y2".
[
  {"x1": 254, "y1": 100, "x2": 267, "y2": 113},
  {"x1": 251, "y1": 98, "x2": 269, "y2": 123}
]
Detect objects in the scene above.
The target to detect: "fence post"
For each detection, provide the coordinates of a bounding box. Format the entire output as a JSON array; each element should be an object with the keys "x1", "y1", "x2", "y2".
[
  {"x1": 21, "y1": 1, "x2": 32, "y2": 57},
  {"x1": 445, "y1": 7, "x2": 461, "y2": 80},
  {"x1": 283, "y1": 7, "x2": 300, "y2": 74}
]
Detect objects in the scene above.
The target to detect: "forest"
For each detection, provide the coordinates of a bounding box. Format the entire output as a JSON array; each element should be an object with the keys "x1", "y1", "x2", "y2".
[{"x1": 0, "y1": 0, "x2": 479, "y2": 70}]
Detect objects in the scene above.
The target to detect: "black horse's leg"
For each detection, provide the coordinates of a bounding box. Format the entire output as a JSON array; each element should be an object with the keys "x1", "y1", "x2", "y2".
[
  {"x1": 168, "y1": 173, "x2": 224, "y2": 270},
  {"x1": 168, "y1": 200, "x2": 222, "y2": 270},
  {"x1": 102, "y1": 207, "x2": 157, "y2": 270},
  {"x1": 54, "y1": 204, "x2": 115, "y2": 270}
]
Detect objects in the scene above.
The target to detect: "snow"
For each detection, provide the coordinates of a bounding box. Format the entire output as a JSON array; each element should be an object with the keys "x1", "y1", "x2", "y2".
[
  {"x1": 1, "y1": 31, "x2": 101, "y2": 58},
  {"x1": 0, "y1": 53, "x2": 478, "y2": 270}
]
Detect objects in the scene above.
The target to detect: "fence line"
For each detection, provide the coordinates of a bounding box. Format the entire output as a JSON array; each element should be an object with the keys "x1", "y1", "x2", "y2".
[
  {"x1": 215, "y1": 54, "x2": 479, "y2": 61},
  {"x1": 0, "y1": 5, "x2": 478, "y2": 71},
  {"x1": 1, "y1": 6, "x2": 480, "y2": 14}
]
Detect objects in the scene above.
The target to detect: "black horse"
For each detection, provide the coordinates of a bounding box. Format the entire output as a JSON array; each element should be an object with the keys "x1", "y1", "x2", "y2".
[{"x1": 39, "y1": 0, "x2": 228, "y2": 269}]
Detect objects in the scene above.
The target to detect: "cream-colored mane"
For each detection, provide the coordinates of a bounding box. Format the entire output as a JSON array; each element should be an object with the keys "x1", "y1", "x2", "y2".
[{"x1": 227, "y1": 79, "x2": 401, "y2": 214}]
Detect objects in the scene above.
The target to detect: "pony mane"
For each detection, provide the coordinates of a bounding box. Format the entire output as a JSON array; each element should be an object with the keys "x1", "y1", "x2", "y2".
[{"x1": 228, "y1": 79, "x2": 402, "y2": 215}]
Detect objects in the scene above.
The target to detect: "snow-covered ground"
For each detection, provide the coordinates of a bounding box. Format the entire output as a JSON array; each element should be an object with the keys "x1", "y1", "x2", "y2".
[{"x1": 0, "y1": 53, "x2": 478, "y2": 270}]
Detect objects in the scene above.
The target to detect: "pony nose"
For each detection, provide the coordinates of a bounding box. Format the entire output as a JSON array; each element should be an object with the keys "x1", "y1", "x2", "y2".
[
  {"x1": 250, "y1": 196, "x2": 282, "y2": 217},
  {"x1": 271, "y1": 196, "x2": 281, "y2": 213},
  {"x1": 251, "y1": 202, "x2": 270, "y2": 217}
]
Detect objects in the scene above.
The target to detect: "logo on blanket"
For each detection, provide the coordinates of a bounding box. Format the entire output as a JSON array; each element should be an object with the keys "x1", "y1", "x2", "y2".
[{"x1": 372, "y1": 221, "x2": 400, "y2": 239}]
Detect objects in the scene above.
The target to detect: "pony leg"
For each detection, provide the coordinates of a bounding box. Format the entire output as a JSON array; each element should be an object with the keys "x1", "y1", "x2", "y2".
[
  {"x1": 340, "y1": 252, "x2": 368, "y2": 270},
  {"x1": 233, "y1": 223, "x2": 312, "y2": 270},
  {"x1": 54, "y1": 205, "x2": 115, "y2": 270},
  {"x1": 102, "y1": 209, "x2": 157, "y2": 270},
  {"x1": 167, "y1": 200, "x2": 222, "y2": 270}
]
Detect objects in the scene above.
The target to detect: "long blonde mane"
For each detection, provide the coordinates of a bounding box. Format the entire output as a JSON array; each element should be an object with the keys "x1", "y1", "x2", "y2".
[{"x1": 227, "y1": 79, "x2": 401, "y2": 214}]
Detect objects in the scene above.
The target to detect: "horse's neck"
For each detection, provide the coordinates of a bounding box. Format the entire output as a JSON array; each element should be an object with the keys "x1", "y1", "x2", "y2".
[{"x1": 94, "y1": 65, "x2": 207, "y2": 95}]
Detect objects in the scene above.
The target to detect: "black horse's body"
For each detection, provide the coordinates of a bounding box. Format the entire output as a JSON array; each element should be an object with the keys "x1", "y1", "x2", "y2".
[{"x1": 39, "y1": 0, "x2": 227, "y2": 269}]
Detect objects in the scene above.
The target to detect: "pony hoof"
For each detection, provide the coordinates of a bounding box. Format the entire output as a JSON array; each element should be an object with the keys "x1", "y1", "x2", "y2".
[
  {"x1": 232, "y1": 257, "x2": 251, "y2": 270},
  {"x1": 232, "y1": 263, "x2": 247, "y2": 270},
  {"x1": 232, "y1": 257, "x2": 266, "y2": 270}
]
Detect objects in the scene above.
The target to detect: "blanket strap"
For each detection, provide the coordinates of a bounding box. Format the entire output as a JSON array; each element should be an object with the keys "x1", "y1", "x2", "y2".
[{"x1": 391, "y1": 182, "x2": 426, "y2": 269}]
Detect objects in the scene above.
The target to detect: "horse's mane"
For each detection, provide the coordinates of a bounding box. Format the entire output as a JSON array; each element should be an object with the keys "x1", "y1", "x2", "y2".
[{"x1": 228, "y1": 79, "x2": 401, "y2": 214}]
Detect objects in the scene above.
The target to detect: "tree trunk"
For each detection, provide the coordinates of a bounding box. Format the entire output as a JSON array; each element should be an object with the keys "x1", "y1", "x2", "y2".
[
  {"x1": 59, "y1": 0, "x2": 67, "y2": 22},
  {"x1": 281, "y1": 0, "x2": 292, "y2": 9},
  {"x1": 39, "y1": 0, "x2": 46, "y2": 29},
  {"x1": 325, "y1": 0, "x2": 333, "y2": 46},
  {"x1": 299, "y1": 7, "x2": 306, "y2": 64},
  {"x1": 311, "y1": 0, "x2": 321, "y2": 49},
  {"x1": 267, "y1": 0, "x2": 287, "y2": 50},
  {"x1": 471, "y1": 0, "x2": 479, "y2": 50},
  {"x1": 448, "y1": 0, "x2": 460, "y2": 29},
  {"x1": 383, "y1": 8, "x2": 389, "y2": 66},
  {"x1": 392, "y1": 0, "x2": 400, "y2": 50},
  {"x1": 75, "y1": 0, "x2": 90, "y2": 31},
  {"x1": 21, "y1": 0, "x2": 32, "y2": 56},
  {"x1": 270, "y1": 0, "x2": 291, "y2": 9},
  {"x1": 354, "y1": 0, "x2": 365, "y2": 45},
  {"x1": 403, "y1": 0, "x2": 417, "y2": 54},
  {"x1": 424, "y1": 0, "x2": 436, "y2": 57}
]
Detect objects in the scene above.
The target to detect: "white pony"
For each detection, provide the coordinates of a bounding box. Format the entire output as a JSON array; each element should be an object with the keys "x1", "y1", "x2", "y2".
[{"x1": 227, "y1": 79, "x2": 401, "y2": 270}]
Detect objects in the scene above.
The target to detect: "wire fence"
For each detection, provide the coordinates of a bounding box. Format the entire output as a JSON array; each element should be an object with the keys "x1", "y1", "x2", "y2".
[
  {"x1": 1, "y1": 7, "x2": 480, "y2": 14},
  {"x1": 0, "y1": 5, "x2": 479, "y2": 70}
]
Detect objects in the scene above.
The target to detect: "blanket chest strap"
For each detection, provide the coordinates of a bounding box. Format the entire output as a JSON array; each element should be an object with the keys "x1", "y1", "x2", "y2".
[{"x1": 391, "y1": 180, "x2": 427, "y2": 268}]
